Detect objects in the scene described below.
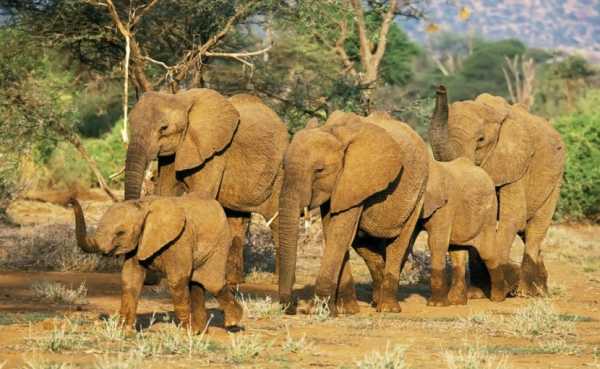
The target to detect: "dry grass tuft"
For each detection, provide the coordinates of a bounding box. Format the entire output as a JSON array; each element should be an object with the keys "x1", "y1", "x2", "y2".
[
  {"x1": 444, "y1": 342, "x2": 511, "y2": 369},
  {"x1": 226, "y1": 334, "x2": 270, "y2": 364},
  {"x1": 31, "y1": 281, "x2": 88, "y2": 305},
  {"x1": 355, "y1": 343, "x2": 410, "y2": 369}
]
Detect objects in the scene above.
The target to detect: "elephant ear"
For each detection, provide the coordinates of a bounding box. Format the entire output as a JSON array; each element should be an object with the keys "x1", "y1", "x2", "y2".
[
  {"x1": 423, "y1": 159, "x2": 448, "y2": 218},
  {"x1": 137, "y1": 198, "x2": 186, "y2": 261},
  {"x1": 481, "y1": 117, "x2": 534, "y2": 186},
  {"x1": 328, "y1": 117, "x2": 403, "y2": 213},
  {"x1": 174, "y1": 89, "x2": 240, "y2": 172}
]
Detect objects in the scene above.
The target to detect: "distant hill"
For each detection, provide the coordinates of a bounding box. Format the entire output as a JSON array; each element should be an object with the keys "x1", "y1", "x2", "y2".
[{"x1": 399, "y1": 0, "x2": 600, "y2": 63}]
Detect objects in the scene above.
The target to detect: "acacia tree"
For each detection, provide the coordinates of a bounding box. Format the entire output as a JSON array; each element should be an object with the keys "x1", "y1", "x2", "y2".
[{"x1": 287, "y1": 0, "x2": 429, "y2": 113}]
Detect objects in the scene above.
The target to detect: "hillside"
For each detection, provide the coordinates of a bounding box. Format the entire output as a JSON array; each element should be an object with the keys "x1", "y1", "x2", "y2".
[{"x1": 400, "y1": 0, "x2": 600, "y2": 62}]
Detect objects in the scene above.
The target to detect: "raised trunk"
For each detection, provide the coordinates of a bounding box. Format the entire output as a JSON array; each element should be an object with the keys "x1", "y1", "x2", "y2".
[
  {"x1": 429, "y1": 85, "x2": 453, "y2": 162},
  {"x1": 124, "y1": 141, "x2": 149, "y2": 200},
  {"x1": 69, "y1": 198, "x2": 99, "y2": 254}
]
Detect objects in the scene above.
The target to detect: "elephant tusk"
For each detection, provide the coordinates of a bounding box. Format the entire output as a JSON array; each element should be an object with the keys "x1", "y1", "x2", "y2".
[{"x1": 266, "y1": 211, "x2": 279, "y2": 227}]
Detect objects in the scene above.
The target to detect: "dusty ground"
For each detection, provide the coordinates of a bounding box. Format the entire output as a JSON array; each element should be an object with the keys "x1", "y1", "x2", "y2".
[{"x1": 0, "y1": 196, "x2": 599, "y2": 368}]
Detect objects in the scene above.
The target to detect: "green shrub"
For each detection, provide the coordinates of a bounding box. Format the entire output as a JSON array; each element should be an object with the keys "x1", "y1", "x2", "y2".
[{"x1": 554, "y1": 90, "x2": 600, "y2": 221}]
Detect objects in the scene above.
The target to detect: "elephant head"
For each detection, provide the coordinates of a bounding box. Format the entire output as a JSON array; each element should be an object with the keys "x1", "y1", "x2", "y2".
[
  {"x1": 125, "y1": 89, "x2": 240, "y2": 200},
  {"x1": 278, "y1": 112, "x2": 403, "y2": 308},
  {"x1": 70, "y1": 198, "x2": 185, "y2": 261},
  {"x1": 429, "y1": 85, "x2": 510, "y2": 164},
  {"x1": 428, "y1": 86, "x2": 533, "y2": 186}
]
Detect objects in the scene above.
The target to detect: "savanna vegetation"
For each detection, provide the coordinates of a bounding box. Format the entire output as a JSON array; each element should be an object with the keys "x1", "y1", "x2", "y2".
[{"x1": 0, "y1": 0, "x2": 598, "y2": 221}]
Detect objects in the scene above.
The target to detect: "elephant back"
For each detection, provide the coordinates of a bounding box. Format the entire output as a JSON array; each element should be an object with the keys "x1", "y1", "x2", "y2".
[{"x1": 218, "y1": 94, "x2": 289, "y2": 210}]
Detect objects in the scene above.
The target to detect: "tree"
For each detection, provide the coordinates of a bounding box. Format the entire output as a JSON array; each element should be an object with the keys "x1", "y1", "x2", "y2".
[
  {"x1": 0, "y1": 29, "x2": 117, "y2": 200},
  {"x1": 283, "y1": 0, "x2": 427, "y2": 113}
]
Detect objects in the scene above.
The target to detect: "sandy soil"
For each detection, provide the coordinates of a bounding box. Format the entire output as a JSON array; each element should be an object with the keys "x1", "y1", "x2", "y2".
[{"x1": 0, "y1": 197, "x2": 599, "y2": 368}]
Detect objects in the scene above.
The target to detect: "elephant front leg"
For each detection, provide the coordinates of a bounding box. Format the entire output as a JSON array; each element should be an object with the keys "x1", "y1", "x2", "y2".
[
  {"x1": 166, "y1": 275, "x2": 192, "y2": 329},
  {"x1": 314, "y1": 206, "x2": 362, "y2": 317},
  {"x1": 225, "y1": 215, "x2": 250, "y2": 285},
  {"x1": 426, "y1": 225, "x2": 451, "y2": 307},
  {"x1": 378, "y1": 206, "x2": 421, "y2": 313},
  {"x1": 519, "y1": 184, "x2": 560, "y2": 296},
  {"x1": 119, "y1": 257, "x2": 146, "y2": 331}
]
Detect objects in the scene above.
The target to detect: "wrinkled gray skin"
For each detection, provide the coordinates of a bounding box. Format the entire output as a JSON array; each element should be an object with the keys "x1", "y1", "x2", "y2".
[
  {"x1": 124, "y1": 89, "x2": 288, "y2": 284},
  {"x1": 429, "y1": 86, "x2": 565, "y2": 296},
  {"x1": 278, "y1": 111, "x2": 428, "y2": 315}
]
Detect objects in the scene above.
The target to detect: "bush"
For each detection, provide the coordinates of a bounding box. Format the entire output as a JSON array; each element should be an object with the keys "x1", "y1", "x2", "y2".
[{"x1": 553, "y1": 90, "x2": 600, "y2": 221}]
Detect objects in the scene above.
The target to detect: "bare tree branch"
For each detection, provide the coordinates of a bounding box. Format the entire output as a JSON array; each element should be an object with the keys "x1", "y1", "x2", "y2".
[{"x1": 372, "y1": 0, "x2": 398, "y2": 71}]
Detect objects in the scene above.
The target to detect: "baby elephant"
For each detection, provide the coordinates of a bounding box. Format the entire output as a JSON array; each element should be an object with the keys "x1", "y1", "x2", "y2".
[
  {"x1": 421, "y1": 157, "x2": 505, "y2": 305},
  {"x1": 70, "y1": 194, "x2": 243, "y2": 332}
]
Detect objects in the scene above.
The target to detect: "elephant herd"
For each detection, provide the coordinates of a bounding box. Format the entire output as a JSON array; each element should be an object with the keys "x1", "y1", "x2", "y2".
[{"x1": 70, "y1": 85, "x2": 565, "y2": 332}]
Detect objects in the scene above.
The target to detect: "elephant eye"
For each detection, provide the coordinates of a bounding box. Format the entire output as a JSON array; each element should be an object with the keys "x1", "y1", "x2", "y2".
[
  {"x1": 159, "y1": 123, "x2": 169, "y2": 134},
  {"x1": 115, "y1": 230, "x2": 126, "y2": 237},
  {"x1": 477, "y1": 136, "x2": 485, "y2": 143}
]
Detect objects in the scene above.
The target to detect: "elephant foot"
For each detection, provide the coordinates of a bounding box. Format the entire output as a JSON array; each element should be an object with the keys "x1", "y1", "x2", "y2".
[
  {"x1": 280, "y1": 295, "x2": 297, "y2": 315},
  {"x1": 336, "y1": 297, "x2": 360, "y2": 315},
  {"x1": 223, "y1": 300, "x2": 243, "y2": 328},
  {"x1": 517, "y1": 255, "x2": 548, "y2": 297},
  {"x1": 427, "y1": 295, "x2": 450, "y2": 307},
  {"x1": 448, "y1": 286, "x2": 468, "y2": 305},
  {"x1": 376, "y1": 299, "x2": 402, "y2": 313},
  {"x1": 488, "y1": 266, "x2": 507, "y2": 302}
]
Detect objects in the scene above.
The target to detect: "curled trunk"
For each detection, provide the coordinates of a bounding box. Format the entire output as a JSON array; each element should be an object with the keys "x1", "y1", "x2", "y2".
[
  {"x1": 124, "y1": 141, "x2": 149, "y2": 200},
  {"x1": 429, "y1": 85, "x2": 453, "y2": 162},
  {"x1": 69, "y1": 198, "x2": 99, "y2": 253}
]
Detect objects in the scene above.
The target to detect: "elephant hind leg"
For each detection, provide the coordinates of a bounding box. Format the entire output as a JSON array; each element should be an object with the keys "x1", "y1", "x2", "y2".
[
  {"x1": 215, "y1": 286, "x2": 243, "y2": 329},
  {"x1": 190, "y1": 282, "x2": 208, "y2": 334},
  {"x1": 336, "y1": 251, "x2": 360, "y2": 314},
  {"x1": 225, "y1": 214, "x2": 250, "y2": 285},
  {"x1": 447, "y1": 248, "x2": 468, "y2": 305},
  {"x1": 519, "y1": 184, "x2": 560, "y2": 296},
  {"x1": 352, "y1": 236, "x2": 385, "y2": 307}
]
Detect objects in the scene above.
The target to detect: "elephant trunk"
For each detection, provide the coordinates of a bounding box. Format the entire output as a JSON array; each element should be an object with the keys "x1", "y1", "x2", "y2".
[
  {"x1": 429, "y1": 85, "x2": 454, "y2": 162},
  {"x1": 278, "y1": 170, "x2": 310, "y2": 313},
  {"x1": 69, "y1": 198, "x2": 99, "y2": 254},
  {"x1": 124, "y1": 141, "x2": 149, "y2": 200}
]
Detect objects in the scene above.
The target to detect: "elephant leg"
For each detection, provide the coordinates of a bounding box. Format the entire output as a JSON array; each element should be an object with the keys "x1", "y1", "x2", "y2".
[
  {"x1": 336, "y1": 251, "x2": 360, "y2": 314},
  {"x1": 314, "y1": 206, "x2": 362, "y2": 317},
  {"x1": 226, "y1": 214, "x2": 249, "y2": 285},
  {"x1": 378, "y1": 204, "x2": 421, "y2": 313},
  {"x1": 119, "y1": 257, "x2": 146, "y2": 330},
  {"x1": 166, "y1": 274, "x2": 192, "y2": 329},
  {"x1": 467, "y1": 248, "x2": 489, "y2": 299},
  {"x1": 353, "y1": 237, "x2": 385, "y2": 307},
  {"x1": 477, "y1": 223, "x2": 506, "y2": 302},
  {"x1": 190, "y1": 282, "x2": 208, "y2": 334},
  {"x1": 447, "y1": 249, "x2": 468, "y2": 305},
  {"x1": 269, "y1": 215, "x2": 280, "y2": 281},
  {"x1": 426, "y1": 223, "x2": 451, "y2": 307},
  {"x1": 214, "y1": 286, "x2": 243, "y2": 329},
  {"x1": 519, "y1": 184, "x2": 560, "y2": 296},
  {"x1": 476, "y1": 182, "x2": 526, "y2": 299}
]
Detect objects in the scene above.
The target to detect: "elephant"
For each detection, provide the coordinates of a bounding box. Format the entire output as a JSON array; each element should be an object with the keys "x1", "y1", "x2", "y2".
[
  {"x1": 429, "y1": 85, "x2": 565, "y2": 296},
  {"x1": 420, "y1": 156, "x2": 501, "y2": 306},
  {"x1": 125, "y1": 89, "x2": 289, "y2": 284},
  {"x1": 278, "y1": 111, "x2": 428, "y2": 315},
  {"x1": 69, "y1": 194, "x2": 243, "y2": 332}
]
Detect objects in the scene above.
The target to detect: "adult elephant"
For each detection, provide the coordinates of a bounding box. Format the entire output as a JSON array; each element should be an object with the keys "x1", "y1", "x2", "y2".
[
  {"x1": 278, "y1": 111, "x2": 428, "y2": 315},
  {"x1": 429, "y1": 86, "x2": 565, "y2": 296},
  {"x1": 124, "y1": 89, "x2": 288, "y2": 284}
]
